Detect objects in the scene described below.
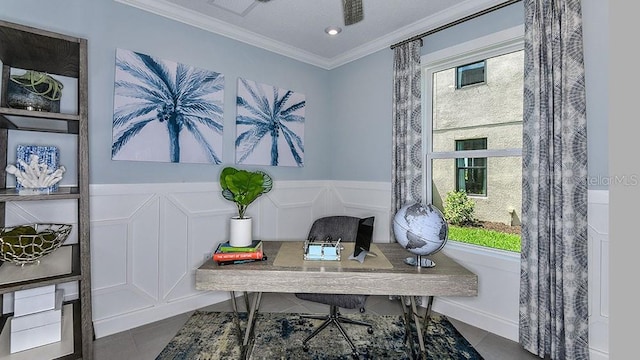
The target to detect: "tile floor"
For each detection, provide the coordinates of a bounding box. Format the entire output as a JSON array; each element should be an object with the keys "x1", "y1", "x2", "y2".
[{"x1": 94, "y1": 293, "x2": 540, "y2": 359}]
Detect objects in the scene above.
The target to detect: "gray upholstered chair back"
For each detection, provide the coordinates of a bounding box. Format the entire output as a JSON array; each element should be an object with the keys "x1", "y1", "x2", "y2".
[
  {"x1": 296, "y1": 215, "x2": 375, "y2": 355},
  {"x1": 297, "y1": 215, "x2": 370, "y2": 309},
  {"x1": 307, "y1": 216, "x2": 361, "y2": 243}
]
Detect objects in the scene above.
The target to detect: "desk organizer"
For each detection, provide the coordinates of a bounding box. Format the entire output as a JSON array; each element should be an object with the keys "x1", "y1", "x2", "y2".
[{"x1": 303, "y1": 239, "x2": 342, "y2": 261}]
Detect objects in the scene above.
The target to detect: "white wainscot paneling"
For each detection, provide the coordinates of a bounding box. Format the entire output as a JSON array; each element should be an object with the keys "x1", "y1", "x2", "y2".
[
  {"x1": 88, "y1": 181, "x2": 391, "y2": 337},
  {"x1": 86, "y1": 181, "x2": 609, "y2": 360},
  {"x1": 89, "y1": 183, "x2": 227, "y2": 337},
  {"x1": 587, "y1": 190, "x2": 609, "y2": 360},
  {"x1": 330, "y1": 181, "x2": 393, "y2": 243},
  {"x1": 437, "y1": 243, "x2": 521, "y2": 341},
  {"x1": 258, "y1": 181, "x2": 328, "y2": 241},
  {"x1": 91, "y1": 191, "x2": 161, "y2": 323}
]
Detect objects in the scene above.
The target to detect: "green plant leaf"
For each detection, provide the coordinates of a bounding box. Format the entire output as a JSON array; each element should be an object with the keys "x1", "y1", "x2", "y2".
[{"x1": 218, "y1": 167, "x2": 273, "y2": 218}]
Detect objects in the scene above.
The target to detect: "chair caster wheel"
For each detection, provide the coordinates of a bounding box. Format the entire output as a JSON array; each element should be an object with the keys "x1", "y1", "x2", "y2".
[
  {"x1": 367, "y1": 327, "x2": 374, "y2": 334},
  {"x1": 303, "y1": 345, "x2": 309, "y2": 352}
]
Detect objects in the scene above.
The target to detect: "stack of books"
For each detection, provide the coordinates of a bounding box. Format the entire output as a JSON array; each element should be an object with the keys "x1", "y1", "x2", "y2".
[{"x1": 213, "y1": 240, "x2": 266, "y2": 266}]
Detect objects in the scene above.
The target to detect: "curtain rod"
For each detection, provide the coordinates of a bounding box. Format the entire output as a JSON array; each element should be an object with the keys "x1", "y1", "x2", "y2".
[{"x1": 390, "y1": 0, "x2": 522, "y2": 49}]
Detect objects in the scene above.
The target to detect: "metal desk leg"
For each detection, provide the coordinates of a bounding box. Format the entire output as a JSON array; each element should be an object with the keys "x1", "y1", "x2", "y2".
[
  {"x1": 229, "y1": 291, "x2": 264, "y2": 360},
  {"x1": 409, "y1": 296, "x2": 427, "y2": 360},
  {"x1": 422, "y1": 296, "x2": 434, "y2": 335},
  {"x1": 399, "y1": 296, "x2": 416, "y2": 355},
  {"x1": 243, "y1": 291, "x2": 263, "y2": 347},
  {"x1": 229, "y1": 291, "x2": 244, "y2": 345},
  {"x1": 243, "y1": 291, "x2": 251, "y2": 314},
  {"x1": 399, "y1": 296, "x2": 434, "y2": 360}
]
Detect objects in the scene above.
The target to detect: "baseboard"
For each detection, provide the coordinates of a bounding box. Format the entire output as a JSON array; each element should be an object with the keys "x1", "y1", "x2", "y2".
[
  {"x1": 93, "y1": 291, "x2": 227, "y2": 338},
  {"x1": 432, "y1": 297, "x2": 519, "y2": 342},
  {"x1": 589, "y1": 348, "x2": 609, "y2": 360}
]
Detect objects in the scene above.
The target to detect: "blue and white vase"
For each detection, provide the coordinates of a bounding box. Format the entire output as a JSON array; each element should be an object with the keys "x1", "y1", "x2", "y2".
[{"x1": 15, "y1": 145, "x2": 62, "y2": 194}]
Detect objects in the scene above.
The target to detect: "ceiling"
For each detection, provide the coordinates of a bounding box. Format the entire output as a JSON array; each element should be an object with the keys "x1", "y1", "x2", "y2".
[{"x1": 116, "y1": 0, "x2": 505, "y2": 69}]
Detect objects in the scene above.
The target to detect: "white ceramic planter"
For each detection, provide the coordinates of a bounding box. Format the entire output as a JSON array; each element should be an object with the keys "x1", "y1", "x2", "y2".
[{"x1": 229, "y1": 217, "x2": 252, "y2": 247}]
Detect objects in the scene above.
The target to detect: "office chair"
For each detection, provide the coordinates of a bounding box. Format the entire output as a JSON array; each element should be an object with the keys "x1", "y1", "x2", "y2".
[{"x1": 295, "y1": 215, "x2": 375, "y2": 358}]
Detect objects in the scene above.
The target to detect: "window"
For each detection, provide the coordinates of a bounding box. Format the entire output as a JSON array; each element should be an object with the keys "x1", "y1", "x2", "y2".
[
  {"x1": 456, "y1": 60, "x2": 486, "y2": 88},
  {"x1": 423, "y1": 27, "x2": 524, "y2": 252},
  {"x1": 456, "y1": 138, "x2": 487, "y2": 196}
]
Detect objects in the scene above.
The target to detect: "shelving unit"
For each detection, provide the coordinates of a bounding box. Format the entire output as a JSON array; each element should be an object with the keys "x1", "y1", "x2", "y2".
[{"x1": 0, "y1": 20, "x2": 92, "y2": 359}]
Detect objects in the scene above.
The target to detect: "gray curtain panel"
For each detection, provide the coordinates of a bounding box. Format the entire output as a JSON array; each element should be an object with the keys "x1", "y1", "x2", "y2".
[
  {"x1": 390, "y1": 39, "x2": 424, "y2": 306},
  {"x1": 520, "y1": 0, "x2": 589, "y2": 359},
  {"x1": 391, "y1": 39, "x2": 423, "y2": 218}
]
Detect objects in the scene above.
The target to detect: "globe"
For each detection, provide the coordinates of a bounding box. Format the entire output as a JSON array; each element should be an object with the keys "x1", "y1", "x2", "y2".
[{"x1": 393, "y1": 202, "x2": 448, "y2": 267}]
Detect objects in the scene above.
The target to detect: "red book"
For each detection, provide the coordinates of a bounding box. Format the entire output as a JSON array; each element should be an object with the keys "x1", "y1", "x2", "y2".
[
  {"x1": 216, "y1": 255, "x2": 268, "y2": 266},
  {"x1": 212, "y1": 242, "x2": 264, "y2": 261}
]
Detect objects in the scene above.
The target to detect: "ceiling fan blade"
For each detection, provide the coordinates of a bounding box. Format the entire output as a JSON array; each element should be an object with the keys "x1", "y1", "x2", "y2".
[{"x1": 342, "y1": 0, "x2": 363, "y2": 26}]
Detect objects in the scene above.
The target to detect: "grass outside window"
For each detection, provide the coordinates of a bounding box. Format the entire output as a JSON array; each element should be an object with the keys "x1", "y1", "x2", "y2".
[{"x1": 448, "y1": 225, "x2": 521, "y2": 252}]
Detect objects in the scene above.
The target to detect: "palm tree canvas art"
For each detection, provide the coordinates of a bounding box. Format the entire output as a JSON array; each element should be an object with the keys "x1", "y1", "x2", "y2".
[
  {"x1": 112, "y1": 48, "x2": 224, "y2": 164},
  {"x1": 236, "y1": 78, "x2": 305, "y2": 167}
]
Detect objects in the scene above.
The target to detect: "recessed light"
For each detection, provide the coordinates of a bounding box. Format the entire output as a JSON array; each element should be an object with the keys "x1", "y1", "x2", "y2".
[{"x1": 324, "y1": 26, "x2": 342, "y2": 36}]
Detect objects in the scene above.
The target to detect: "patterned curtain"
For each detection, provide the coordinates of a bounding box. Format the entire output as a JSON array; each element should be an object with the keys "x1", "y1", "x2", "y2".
[
  {"x1": 391, "y1": 39, "x2": 423, "y2": 222},
  {"x1": 519, "y1": 0, "x2": 589, "y2": 359}
]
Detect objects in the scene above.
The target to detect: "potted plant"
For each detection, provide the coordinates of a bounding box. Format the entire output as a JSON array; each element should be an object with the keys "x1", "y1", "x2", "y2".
[
  {"x1": 7, "y1": 70, "x2": 64, "y2": 112},
  {"x1": 219, "y1": 166, "x2": 273, "y2": 247}
]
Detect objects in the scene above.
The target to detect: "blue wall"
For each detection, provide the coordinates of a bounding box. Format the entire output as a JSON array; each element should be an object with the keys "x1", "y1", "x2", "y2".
[
  {"x1": 328, "y1": 49, "x2": 393, "y2": 182},
  {"x1": 2, "y1": 0, "x2": 332, "y2": 183},
  {"x1": 327, "y1": 0, "x2": 609, "y2": 187},
  {"x1": 1, "y1": 0, "x2": 608, "y2": 188}
]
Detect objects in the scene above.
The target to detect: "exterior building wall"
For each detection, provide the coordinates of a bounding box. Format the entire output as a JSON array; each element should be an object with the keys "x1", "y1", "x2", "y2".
[{"x1": 431, "y1": 51, "x2": 523, "y2": 225}]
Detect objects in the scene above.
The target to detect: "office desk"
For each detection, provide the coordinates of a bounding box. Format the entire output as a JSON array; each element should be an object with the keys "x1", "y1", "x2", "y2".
[{"x1": 195, "y1": 241, "x2": 477, "y2": 358}]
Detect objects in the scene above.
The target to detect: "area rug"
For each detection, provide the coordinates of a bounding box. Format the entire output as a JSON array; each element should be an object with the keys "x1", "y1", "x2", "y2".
[{"x1": 156, "y1": 311, "x2": 484, "y2": 359}]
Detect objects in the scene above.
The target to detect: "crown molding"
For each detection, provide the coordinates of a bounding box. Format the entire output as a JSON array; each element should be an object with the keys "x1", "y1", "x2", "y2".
[{"x1": 115, "y1": 0, "x2": 511, "y2": 70}]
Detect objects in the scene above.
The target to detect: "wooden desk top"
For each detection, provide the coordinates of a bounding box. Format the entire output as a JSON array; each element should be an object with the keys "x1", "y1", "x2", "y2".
[{"x1": 195, "y1": 241, "x2": 478, "y2": 297}]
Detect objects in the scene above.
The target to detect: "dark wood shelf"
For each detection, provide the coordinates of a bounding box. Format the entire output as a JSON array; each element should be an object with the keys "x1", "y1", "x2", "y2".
[
  {"x1": 0, "y1": 109, "x2": 80, "y2": 134},
  {"x1": 0, "y1": 245, "x2": 81, "y2": 295},
  {"x1": 0, "y1": 20, "x2": 80, "y2": 78},
  {"x1": 0, "y1": 19, "x2": 92, "y2": 360},
  {"x1": 0, "y1": 299, "x2": 82, "y2": 360},
  {"x1": 0, "y1": 108, "x2": 79, "y2": 121},
  {"x1": 0, "y1": 187, "x2": 80, "y2": 202}
]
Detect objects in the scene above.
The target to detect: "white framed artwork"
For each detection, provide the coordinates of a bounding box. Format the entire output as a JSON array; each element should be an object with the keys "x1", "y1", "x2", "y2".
[
  {"x1": 235, "y1": 78, "x2": 305, "y2": 167},
  {"x1": 112, "y1": 48, "x2": 224, "y2": 164}
]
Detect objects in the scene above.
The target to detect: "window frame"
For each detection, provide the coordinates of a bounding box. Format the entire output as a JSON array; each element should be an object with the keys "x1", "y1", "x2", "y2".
[
  {"x1": 421, "y1": 26, "x2": 524, "y2": 251},
  {"x1": 456, "y1": 60, "x2": 486, "y2": 88},
  {"x1": 455, "y1": 138, "x2": 488, "y2": 196}
]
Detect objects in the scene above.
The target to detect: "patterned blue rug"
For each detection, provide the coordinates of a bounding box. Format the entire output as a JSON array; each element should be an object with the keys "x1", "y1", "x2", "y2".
[{"x1": 156, "y1": 311, "x2": 484, "y2": 359}]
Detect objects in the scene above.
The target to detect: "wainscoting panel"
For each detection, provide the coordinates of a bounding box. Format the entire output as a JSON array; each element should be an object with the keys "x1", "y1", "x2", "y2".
[
  {"x1": 435, "y1": 243, "x2": 522, "y2": 341},
  {"x1": 2, "y1": 182, "x2": 607, "y2": 359},
  {"x1": 258, "y1": 181, "x2": 328, "y2": 241},
  {"x1": 587, "y1": 190, "x2": 609, "y2": 360},
  {"x1": 88, "y1": 181, "x2": 340, "y2": 337},
  {"x1": 91, "y1": 191, "x2": 162, "y2": 323},
  {"x1": 329, "y1": 181, "x2": 393, "y2": 242}
]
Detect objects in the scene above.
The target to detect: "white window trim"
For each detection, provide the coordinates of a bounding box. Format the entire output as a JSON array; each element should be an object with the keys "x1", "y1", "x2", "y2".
[{"x1": 422, "y1": 25, "x2": 524, "y2": 254}]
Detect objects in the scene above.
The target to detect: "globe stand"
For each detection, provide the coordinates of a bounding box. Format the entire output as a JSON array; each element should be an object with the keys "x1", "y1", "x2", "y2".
[{"x1": 403, "y1": 255, "x2": 436, "y2": 268}]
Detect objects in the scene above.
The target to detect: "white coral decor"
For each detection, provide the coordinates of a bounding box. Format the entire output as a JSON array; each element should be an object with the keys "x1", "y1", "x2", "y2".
[{"x1": 6, "y1": 154, "x2": 65, "y2": 191}]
